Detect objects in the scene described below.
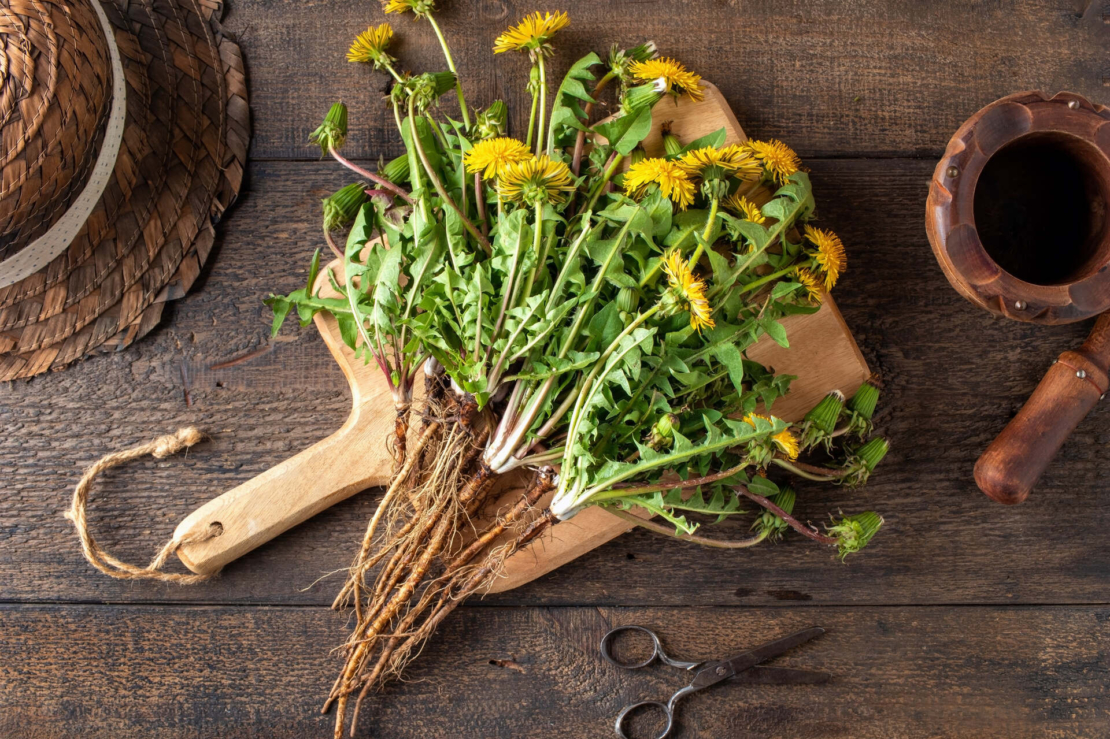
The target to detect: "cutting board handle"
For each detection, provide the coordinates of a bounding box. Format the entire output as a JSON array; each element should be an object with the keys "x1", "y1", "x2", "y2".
[
  {"x1": 173, "y1": 406, "x2": 391, "y2": 575},
  {"x1": 975, "y1": 314, "x2": 1110, "y2": 504}
]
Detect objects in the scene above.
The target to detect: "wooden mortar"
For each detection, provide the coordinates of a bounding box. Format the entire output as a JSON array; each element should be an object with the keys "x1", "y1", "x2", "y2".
[{"x1": 926, "y1": 91, "x2": 1110, "y2": 504}]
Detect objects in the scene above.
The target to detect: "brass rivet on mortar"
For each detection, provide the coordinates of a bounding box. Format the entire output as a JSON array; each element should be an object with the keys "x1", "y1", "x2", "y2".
[
  {"x1": 946, "y1": 165, "x2": 959, "y2": 178},
  {"x1": 1068, "y1": 99, "x2": 1080, "y2": 110},
  {"x1": 1077, "y1": 370, "x2": 1087, "y2": 379}
]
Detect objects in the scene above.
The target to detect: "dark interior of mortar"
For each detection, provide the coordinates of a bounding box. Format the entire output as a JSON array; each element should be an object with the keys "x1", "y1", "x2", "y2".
[{"x1": 973, "y1": 132, "x2": 1108, "y2": 285}]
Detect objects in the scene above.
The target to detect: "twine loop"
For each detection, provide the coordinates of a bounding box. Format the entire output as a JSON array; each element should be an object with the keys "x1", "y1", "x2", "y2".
[{"x1": 65, "y1": 427, "x2": 219, "y2": 584}]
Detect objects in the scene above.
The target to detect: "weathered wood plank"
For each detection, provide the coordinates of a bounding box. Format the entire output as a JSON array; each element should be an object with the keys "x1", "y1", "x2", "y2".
[
  {"x1": 220, "y1": 0, "x2": 1109, "y2": 160},
  {"x1": 3, "y1": 158, "x2": 1110, "y2": 607},
  {"x1": 2, "y1": 604, "x2": 1107, "y2": 738}
]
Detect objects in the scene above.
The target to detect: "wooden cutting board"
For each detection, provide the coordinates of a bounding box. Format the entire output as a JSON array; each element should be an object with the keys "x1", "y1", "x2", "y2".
[{"x1": 173, "y1": 83, "x2": 870, "y2": 588}]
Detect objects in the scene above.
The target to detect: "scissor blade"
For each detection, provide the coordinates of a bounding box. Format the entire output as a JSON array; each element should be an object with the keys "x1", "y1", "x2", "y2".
[
  {"x1": 726, "y1": 627, "x2": 825, "y2": 674},
  {"x1": 730, "y1": 666, "x2": 830, "y2": 686}
]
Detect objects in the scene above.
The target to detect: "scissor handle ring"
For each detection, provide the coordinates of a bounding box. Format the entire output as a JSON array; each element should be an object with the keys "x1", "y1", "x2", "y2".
[
  {"x1": 600, "y1": 626, "x2": 664, "y2": 670},
  {"x1": 614, "y1": 700, "x2": 674, "y2": 739}
]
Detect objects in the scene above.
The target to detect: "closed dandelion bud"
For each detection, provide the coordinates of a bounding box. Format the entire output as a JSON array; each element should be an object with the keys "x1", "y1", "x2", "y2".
[
  {"x1": 663, "y1": 132, "x2": 683, "y2": 158},
  {"x1": 629, "y1": 147, "x2": 647, "y2": 166},
  {"x1": 322, "y1": 183, "x2": 368, "y2": 231},
  {"x1": 617, "y1": 285, "x2": 641, "y2": 313},
  {"x1": 476, "y1": 101, "x2": 508, "y2": 139},
  {"x1": 805, "y1": 390, "x2": 845, "y2": 434},
  {"x1": 848, "y1": 379, "x2": 880, "y2": 421},
  {"x1": 753, "y1": 486, "x2": 795, "y2": 542},
  {"x1": 381, "y1": 155, "x2": 410, "y2": 184},
  {"x1": 856, "y1": 437, "x2": 890, "y2": 472},
  {"x1": 309, "y1": 102, "x2": 348, "y2": 155},
  {"x1": 430, "y1": 71, "x2": 458, "y2": 98},
  {"x1": 627, "y1": 41, "x2": 658, "y2": 64},
  {"x1": 622, "y1": 83, "x2": 662, "y2": 115},
  {"x1": 646, "y1": 413, "x2": 679, "y2": 450},
  {"x1": 828, "y1": 511, "x2": 883, "y2": 560}
]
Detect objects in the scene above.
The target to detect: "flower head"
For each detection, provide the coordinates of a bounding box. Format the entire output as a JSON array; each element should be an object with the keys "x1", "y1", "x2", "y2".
[
  {"x1": 804, "y1": 225, "x2": 847, "y2": 290},
  {"x1": 723, "y1": 192, "x2": 766, "y2": 224},
  {"x1": 494, "y1": 11, "x2": 569, "y2": 56},
  {"x1": 629, "y1": 57, "x2": 704, "y2": 102},
  {"x1": 383, "y1": 0, "x2": 435, "y2": 16},
  {"x1": 794, "y1": 268, "x2": 823, "y2": 304},
  {"x1": 745, "y1": 139, "x2": 802, "y2": 185},
  {"x1": 773, "y1": 428, "x2": 800, "y2": 460},
  {"x1": 623, "y1": 158, "x2": 695, "y2": 211},
  {"x1": 347, "y1": 24, "x2": 396, "y2": 68},
  {"x1": 662, "y1": 251, "x2": 714, "y2": 332},
  {"x1": 464, "y1": 137, "x2": 532, "y2": 180},
  {"x1": 678, "y1": 145, "x2": 742, "y2": 177},
  {"x1": 498, "y1": 155, "x2": 575, "y2": 206}
]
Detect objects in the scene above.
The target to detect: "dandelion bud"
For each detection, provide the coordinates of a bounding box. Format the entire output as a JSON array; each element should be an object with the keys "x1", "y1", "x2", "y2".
[
  {"x1": 309, "y1": 102, "x2": 348, "y2": 156},
  {"x1": 621, "y1": 83, "x2": 662, "y2": 116},
  {"x1": 380, "y1": 155, "x2": 410, "y2": 185},
  {"x1": 848, "y1": 379, "x2": 880, "y2": 421},
  {"x1": 627, "y1": 41, "x2": 658, "y2": 64},
  {"x1": 629, "y1": 147, "x2": 647, "y2": 166},
  {"x1": 663, "y1": 132, "x2": 683, "y2": 158},
  {"x1": 753, "y1": 486, "x2": 794, "y2": 542},
  {"x1": 646, "y1": 413, "x2": 679, "y2": 450},
  {"x1": 827, "y1": 511, "x2": 883, "y2": 559},
  {"x1": 476, "y1": 101, "x2": 508, "y2": 139},
  {"x1": 616, "y1": 285, "x2": 641, "y2": 314},
  {"x1": 856, "y1": 437, "x2": 890, "y2": 472},
  {"x1": 805, "y1": 390, "x2": 846, "y2": 435},
  {"x1": 322, "y1": 183, "x2": 368, "y2": 231}
]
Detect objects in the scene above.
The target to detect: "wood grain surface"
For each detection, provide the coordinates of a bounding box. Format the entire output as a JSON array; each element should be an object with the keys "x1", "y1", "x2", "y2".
[{"x1": 2, "y1": 1, "x2": 1109, "y2": 736}]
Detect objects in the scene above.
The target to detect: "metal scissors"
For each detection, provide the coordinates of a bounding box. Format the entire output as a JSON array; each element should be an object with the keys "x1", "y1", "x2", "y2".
[{"x1": 600, "y1": 625, "x2": 830, "y2": 739}]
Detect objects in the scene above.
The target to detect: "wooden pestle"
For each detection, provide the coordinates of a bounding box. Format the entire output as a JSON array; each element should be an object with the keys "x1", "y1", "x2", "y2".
[{"x1": 975, "y1": 313, "x2": 1110, "y2": 504}]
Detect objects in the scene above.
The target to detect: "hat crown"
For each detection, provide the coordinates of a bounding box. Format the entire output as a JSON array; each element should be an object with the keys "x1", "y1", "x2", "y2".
[{"x1": 0, "y1": 0, "x2": 114, "y2": 260}]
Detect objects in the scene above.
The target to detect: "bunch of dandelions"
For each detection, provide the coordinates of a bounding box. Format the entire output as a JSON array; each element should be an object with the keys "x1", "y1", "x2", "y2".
[{"x1": 268, "y1": 9, "x2": 889, "y2": 735}]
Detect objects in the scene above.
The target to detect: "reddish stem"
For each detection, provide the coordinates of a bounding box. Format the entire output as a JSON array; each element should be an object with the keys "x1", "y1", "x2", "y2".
[
  {"x1": 735, "y1": 486, "x2": 837, "y2": 545},
  {"x1": 330, "y1": 147, "x2": 414, "y2": 204}
]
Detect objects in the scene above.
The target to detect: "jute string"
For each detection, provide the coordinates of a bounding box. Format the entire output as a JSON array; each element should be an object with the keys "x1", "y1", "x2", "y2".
[{"x1": 65, "y1": 427, "x2": 220, "y2": 584}]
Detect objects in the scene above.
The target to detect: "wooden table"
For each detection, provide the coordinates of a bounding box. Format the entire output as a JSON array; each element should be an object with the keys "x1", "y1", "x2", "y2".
[{"x1": 2, "y1": 2, "x2": 1108, "y2": 736}]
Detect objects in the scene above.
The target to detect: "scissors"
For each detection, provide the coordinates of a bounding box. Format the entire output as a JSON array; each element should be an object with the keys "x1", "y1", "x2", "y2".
[{"x1": 600, "y1": 625, "x2": 830, "y2": 739}]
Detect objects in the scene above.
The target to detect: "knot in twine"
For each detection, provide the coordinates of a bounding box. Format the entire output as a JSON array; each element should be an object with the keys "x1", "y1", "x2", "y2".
[{"x1": 65, "y1": 427, "x2": 220, "y2": 584}]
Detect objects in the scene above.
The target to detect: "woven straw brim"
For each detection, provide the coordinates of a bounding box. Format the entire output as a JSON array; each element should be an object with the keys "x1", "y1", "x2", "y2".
[{"x1": 0, "y1": 0, "x2": 249, "y2": 380}]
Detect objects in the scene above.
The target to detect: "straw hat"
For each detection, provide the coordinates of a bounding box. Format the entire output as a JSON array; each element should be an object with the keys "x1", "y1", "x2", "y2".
[{"x1": 0, "y1": 0, "x2": 248, "y2": 380}]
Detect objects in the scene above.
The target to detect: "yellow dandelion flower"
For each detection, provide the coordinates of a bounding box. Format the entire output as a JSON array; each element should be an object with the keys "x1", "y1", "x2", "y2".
[
  {"x1": 745, "y1": 139, "x2": 802, "y2": 185},
  {"x1": 629, "y1": 57, "x2": 704, "y2": 102},
  {"x1": 743, "y1": 413, "x2": 772, "y2": 428},
  {"x1": 794, "y1": 267, "x2": 823, "y2": 304},
  {"x1": 723, "y1": 143, "x2": 763, "y2": 182},
  {"x1": 347, "y1": 23, "x2": 395, "y2": 65},
  {"x1": 624, "y1": 158, "x2": 696, "y2": 211},
  {"x1": 773, "y1": 428, "x2": 800, "y2": 459},
  {"x1": 677, "y1": 146, "x2": 739, "y2": 177},
  {"x1": 722, "y1": 193, "x2": 766, "y2": 224},
  {"x1": 493, "y1": 11, "x2": 570, "y2": 54},
  {"x1": 463, "y1": 137, "x2": 532, "y2": 180},
  {"x1": 804, "y1": 225, "x2": 847, "y2": 290},
  {"x1": 498, "y1": 155, "x2": 575, "y2": 206},
  {"x1": 383, "y1": 0, "x2": 434, "y2": 15},
  {"x1": 662, "y1": 251, "x2": 715, "y2": 332}
]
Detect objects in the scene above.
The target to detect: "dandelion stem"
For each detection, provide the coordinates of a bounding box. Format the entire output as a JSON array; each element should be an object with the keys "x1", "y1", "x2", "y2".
[
  {"x1": 736, "y1": 487, "x2": 838, "y2": 545},
  {"x1": 583, "y1": 152, "x2": 624, "y2": 213},
  {"x1": 687, "y1": 197, "x2": 719, "y2": 267},
  {"x1": 427, "y1": 16, "x2": 470, "y2": 128},
  {"x1": 608, "y1": 508, "x2": 769, "y2": 549},
  {"x1": 536, "y1": 54, "x2": 548, "y2": 155},
  {"x1": 328, "y1": 147, "x2": 413, "y2": 204},
  {"x1": 525, "y1": 67, "x2": 539, "y2": 149}
]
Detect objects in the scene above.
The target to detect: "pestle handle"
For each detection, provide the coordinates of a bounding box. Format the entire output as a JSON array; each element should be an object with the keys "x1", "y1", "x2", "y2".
[{"x1": 974, "y1": 313, "x2": 1110, "y2": 504}]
